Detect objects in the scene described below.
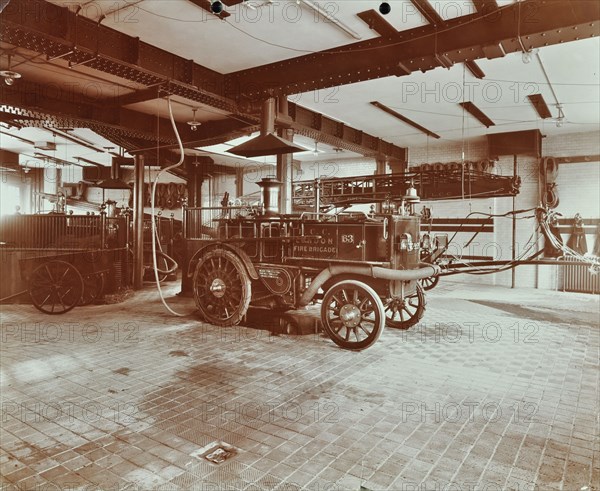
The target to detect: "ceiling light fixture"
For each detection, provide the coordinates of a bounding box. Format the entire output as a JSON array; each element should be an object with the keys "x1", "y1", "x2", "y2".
[
  {"x1": 554, "y1": 104, "x2": 565, "y2": 127},
  {"x1": 210, "y1": 0, "x2": 223, "y2": 14},
  {"x1": 379, "y1": 2, "x2": 391, "y2": 15},
  {"x1": 521, "y1": 48, "x2": 538, "y2": 64},
  {"x1": 187, "y1": 108, "x2": 201, "y2": 131},
  {"x1": 1, "y1": 55, "x2": 22, "y2": 86},
  {"x1": 312, "y1": 141, "x2": 319, "y2": 156}
]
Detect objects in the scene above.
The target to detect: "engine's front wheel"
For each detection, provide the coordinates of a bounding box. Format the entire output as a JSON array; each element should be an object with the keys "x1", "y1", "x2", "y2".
[
  {"x1": 321, "y1": 280, "x2": 385, "y2": 351},
  {"x1": 193, "y1": 249, "x2": 251, "y2": 326}
]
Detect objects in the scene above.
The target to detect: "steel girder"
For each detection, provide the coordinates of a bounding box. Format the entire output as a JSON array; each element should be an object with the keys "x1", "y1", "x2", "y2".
[
  {"x1": 1, "y1": 0, "x2": 232, "y2": 110},
  {"x1": 0, "y1": 0, "x2": 407, "y2": 160},
  {"x1": 0, "y1": 81, "x2": 256, "y2": 146},
  {"x1": 289, "y1": 103, "x2": 406, "y2": 160},
  {"x1": 224, "y1": 0, "x2": 600, "y2": 98}
]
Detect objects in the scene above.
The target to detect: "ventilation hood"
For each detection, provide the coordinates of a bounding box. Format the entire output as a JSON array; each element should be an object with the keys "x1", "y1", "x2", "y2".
[
  {"x1": 98, "y1": 159, "x2": 131, "y2": 189},
  {"x1": 227, "y1": 98, "x2": 303, "y2": 158}
]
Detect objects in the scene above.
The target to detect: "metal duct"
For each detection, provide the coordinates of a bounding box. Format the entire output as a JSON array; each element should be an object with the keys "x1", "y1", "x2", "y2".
[
  {"x1": 227, "y1": 98, "x2": 304, "y2": 158},
  {"x1": 98, "y1": 157, "x2": 132, "y2": 189}
]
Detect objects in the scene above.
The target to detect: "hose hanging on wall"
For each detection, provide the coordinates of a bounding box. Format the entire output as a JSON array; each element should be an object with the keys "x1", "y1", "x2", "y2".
[{"x1": 540, "y1": 156, "x2": 559, "y2": 209}]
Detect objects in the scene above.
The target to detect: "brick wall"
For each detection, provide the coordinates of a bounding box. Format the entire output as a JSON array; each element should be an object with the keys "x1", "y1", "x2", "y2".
[{"x1": 409, "y1": 130, "x2": 599, "y2": 290}]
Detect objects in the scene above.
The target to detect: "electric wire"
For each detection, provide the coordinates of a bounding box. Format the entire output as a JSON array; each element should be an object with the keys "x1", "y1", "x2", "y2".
[{"x1": 66, "y1": 0, "x2": 600, "y2": 63}]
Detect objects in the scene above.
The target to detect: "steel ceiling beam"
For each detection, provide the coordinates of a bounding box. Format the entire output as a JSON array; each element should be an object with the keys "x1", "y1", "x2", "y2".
[
  {"x1": 0, "y1": 0, "x2": 408, "y2": 160},
  {"x1": 0, "y1": 80, "x2": 255, "y2": 147},
  {"x1": 224, "y1": 0, "x2": 600, "y2": 98},
  {"x1": 288, "y1": 103, "x2": 407, "y2": 160},
  {"x1": 0, "y1": 0, "x2": 232, "y2": 110},
  {"x1": 472, "y1": 0, "x2": 499, "y2": 14},
  {"x1": 410, "y1": 0, "x2": 443, "y2": 25},
  {"x1": 356, "y1": 9, "x2": 398, "y2": 37},
  {"x1": 370, "y1": 101, "x2": 440, "y2": 139},
  {"x1": 459, "y1": 101, "x2": 495, "y2": 127}
]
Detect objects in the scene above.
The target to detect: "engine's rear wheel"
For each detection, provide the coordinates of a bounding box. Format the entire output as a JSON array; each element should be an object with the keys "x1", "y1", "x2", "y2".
[
  {"x1": 321, "y1": 280, "x2": 385, "y2": 351},
  {"x1": 419, "y1": 274, "x2": 439, "y2": 291},
  {"x1": 193, "y1": 249, "x2": 251, "y2": 326},
  {"x1": 384, "y1": 283, "x2": 426, "y2": 329}
]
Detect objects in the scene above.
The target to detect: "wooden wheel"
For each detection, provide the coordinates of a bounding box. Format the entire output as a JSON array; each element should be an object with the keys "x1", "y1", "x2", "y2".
[
  {"x1": 193, "y1": 249, "x2": 251, "y2": 326},
  {"x1": 419, "y1": 274, "x2": 440, "y2": 291},
  {"x1": 79, "y1": 272, "x2": 105, "y2": 306},
  {"x1": 29, "y1": 260, "x2": 83, "y2": 314},
  {"x1": 384, "y1": 283, "x2": 426, "y2": 329},
  {"x1": 321, "y1": 280, "x2": 385, "y2": 351}
]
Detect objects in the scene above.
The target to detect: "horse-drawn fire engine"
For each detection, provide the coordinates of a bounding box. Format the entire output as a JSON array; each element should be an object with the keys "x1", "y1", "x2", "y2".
[{"x1": 183, "y1": 169, "x2": 520, "y2": 350}]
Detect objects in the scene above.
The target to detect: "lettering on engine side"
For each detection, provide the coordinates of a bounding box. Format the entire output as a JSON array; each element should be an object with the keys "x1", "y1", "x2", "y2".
[{"x1": 292, "y1": 226, "x2": 337, "y2": 258}]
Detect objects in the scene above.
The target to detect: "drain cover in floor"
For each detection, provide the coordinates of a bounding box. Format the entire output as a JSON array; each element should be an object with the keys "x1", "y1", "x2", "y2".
[{"x1": 191, "y1": 441, "x2": 239, "y2": 465}]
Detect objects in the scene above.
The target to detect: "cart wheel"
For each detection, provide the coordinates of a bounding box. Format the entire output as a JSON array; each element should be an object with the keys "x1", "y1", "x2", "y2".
[
  {"x1": 29, "y1": 260, "x2": 83, "y2": 314},
  {"x1": 384, "y1": 283, "x2": 426, "y2": 329},
  {"x1": 419, "y1": 274, "x2": 439, "y2": 291},
  {"x1": 79, "y1": 272, "x2": 105, "y2": 306},
  {"x1": 193, "y1": 249, "x2": 251, "y2": 326},
  {"x1": 321, "y1": 280, "x2": 385, "y2": 351}
]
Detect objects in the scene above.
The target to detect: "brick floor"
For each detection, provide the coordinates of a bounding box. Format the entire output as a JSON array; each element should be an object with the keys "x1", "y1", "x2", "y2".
[{"x1": 1, "y1": 279, "x2": 598, "y2": 490}]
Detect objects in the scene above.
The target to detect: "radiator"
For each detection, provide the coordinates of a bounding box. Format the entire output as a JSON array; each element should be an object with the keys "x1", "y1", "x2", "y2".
[{"x1": 562, "y1": 256, "x2": 600, "y2": 294}]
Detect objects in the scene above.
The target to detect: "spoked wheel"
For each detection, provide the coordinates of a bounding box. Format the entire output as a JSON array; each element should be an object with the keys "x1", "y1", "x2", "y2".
[
  {"x1": 193, "y1": 249, "x2": 251, "y2": 326},
  {"x1": 419, "y1": 274, "x2": 440, "y2": 291},
  {"x1": 29, "y1": 260, "x2": 83, "y2": 314},
  {"x1": 321, "y1": 280, "x2": 385, "y2": 351},
  {"x1": 79, "y1": 272, "x2": 105, "y2": 306},
  {"x1": 384, "y1": 283, "x2": 426, "y2": 329}
]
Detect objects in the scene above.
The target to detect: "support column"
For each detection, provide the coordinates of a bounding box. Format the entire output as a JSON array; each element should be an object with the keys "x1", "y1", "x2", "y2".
[
  {"x1": 133, "y1": 155, "x2": 145, "y2": 290},
  {"x1": 277, "y1": 96, "x2": 293, "y2": 214},
  {"x1": 185, "y1": 158, "x2": 206, "y2": 208},
  {"x1": 388, "y1": 158, "x2": 406, "y2": 174},
  {"x1": 511, "y1": 154, "x2": 517, "y2": 289}
]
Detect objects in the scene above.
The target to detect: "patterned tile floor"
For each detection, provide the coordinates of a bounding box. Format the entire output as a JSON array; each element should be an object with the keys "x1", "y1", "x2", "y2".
[{"x1": 1, "y1": 279, "x2": 598, "y2": 490}]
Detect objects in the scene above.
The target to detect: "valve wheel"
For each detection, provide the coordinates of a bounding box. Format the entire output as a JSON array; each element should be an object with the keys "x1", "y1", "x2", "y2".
[
  {"x1": 384, "y1": 283, "x2": 426, "y2": 329},
  {"x1": 419, "y1": 274, "x2": 439, "y2": 291},
  {"x1": 29, "y1": 260, "x2": 83, "y2": 315},
  {"x1": 193, "y1": 249, "x2": 251, "y2": 326},
  {"x1": 321, "y1": 280, "x2": 385, "y2": 351}
]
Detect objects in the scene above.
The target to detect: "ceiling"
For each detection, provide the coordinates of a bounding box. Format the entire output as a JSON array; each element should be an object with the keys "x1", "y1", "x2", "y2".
[{"x1": 0, "y1": 0, "x2": 599, "y2": 176}]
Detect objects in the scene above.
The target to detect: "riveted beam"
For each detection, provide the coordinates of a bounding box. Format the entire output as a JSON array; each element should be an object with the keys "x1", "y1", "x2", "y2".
[
  {"x1": 288, "y1": 102, "x2": 407, "y2": 161},
  {"x1": 0, "y1": 80, "x2": 255, "y2": 147},
  {"x1": 411, "y1": 0, "x2": 443, "y2": 25},
  {"x1": 0, "y1": 0, "x2": 415, "y2": 160},
  {"x1": 356, "y1": 9, "x2": 398, "y2": 37},
  {"x1": 225, "y1": 0, "x2": 600, "y2": 98},
  {"x1": 1, "y1": 0, "x2": 233, "y2": 109},
  {"x1": 472, "y1": 0, "x2": 499, "y2": 14}
]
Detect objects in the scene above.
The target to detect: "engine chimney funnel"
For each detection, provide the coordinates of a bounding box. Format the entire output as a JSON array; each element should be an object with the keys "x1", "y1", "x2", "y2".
[{"x1": 257, "y1": 176, "x2": 282, "y2": 216}]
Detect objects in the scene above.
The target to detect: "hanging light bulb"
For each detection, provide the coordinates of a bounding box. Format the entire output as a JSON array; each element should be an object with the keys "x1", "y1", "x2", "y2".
[
  {"x1": 555, "y1": 104, "x2": 565, "y2": 127},
  {"x1": 312, "y1": 141, "x2": 319, "y2": 156},
  {"x1": 187, "y1": 108, "x2": 201, "y2": 131}
]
